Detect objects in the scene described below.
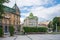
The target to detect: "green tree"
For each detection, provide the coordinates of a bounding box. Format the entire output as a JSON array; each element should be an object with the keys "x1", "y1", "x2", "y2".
[
  {"x1": 0, "y1": 0, "x2": 9, "y2": 19},
  {"x1": 53, "y1": 17, "x2": 60, "y2": 31},
  {"x1": 48, "y1": 21, "x2": 53, "y2": 28},
  {"x1": 0, "y1": 26, "x2": 4, "y2": 37},
  {"x1": 0, "y1": 0, "x2": 9, "y2": 37},
  {"x1": 48, "y1": 21, "x2": 53, "y2": 32},
  {"x1": 53, "y1": 17, "x2": 60, "y2": 26},
  {"x1": 9, "y1": 25, "x2": 15, "y2": 36}
]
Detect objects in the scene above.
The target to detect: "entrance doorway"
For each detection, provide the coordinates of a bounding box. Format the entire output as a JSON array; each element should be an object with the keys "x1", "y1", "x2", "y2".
[{"x1": 5, "y1": 26, "x2": 8, "y2": 33}]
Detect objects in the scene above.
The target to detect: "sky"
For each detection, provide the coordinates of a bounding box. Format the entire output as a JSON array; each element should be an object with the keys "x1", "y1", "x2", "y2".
[{"x1": 4, "y1": 0, "x2": 60, "y2": 23}]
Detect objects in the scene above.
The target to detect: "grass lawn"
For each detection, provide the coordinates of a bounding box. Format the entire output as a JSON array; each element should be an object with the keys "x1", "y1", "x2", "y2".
[{"x1": 48, "y1": 32, "x2": 60, "y2": 34}]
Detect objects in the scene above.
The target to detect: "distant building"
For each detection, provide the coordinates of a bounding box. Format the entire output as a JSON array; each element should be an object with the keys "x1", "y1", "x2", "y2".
[
  {"x1": 0, "y1": 4, "x2": 20, "y2": 33},
  {"x1": 23, "y1": 13, "x2": 38, "y2": 27},
  {"x1": 38, "y1": 21, "x2": 49, "y2": 27}
]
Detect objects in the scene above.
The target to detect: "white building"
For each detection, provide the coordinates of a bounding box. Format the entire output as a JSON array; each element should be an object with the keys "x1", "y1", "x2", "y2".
[{"x1": 23, "y1": 13, "x2": 38, "y2": 27}]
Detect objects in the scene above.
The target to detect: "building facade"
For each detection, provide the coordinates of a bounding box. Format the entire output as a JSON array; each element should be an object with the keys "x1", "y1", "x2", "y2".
[
  {"x1": 38, "y1": 22, "x2": 49, "y2": 27},
  {"x1": 23, "y1": 13, "x2": 38, "y2": 27},
  {"x1": 0, "y1": 4, "x2": 20, "y2": 33}
]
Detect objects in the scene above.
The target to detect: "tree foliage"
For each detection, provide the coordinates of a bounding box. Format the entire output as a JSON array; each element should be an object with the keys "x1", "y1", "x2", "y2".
[
  {"x1": 0, "y1": 0, "x2": 9, "y2": 19},
  {"x1": 53, "y1": 17, "x2": 60, "y2": 31},
  {"x1": 0, "y1": 0, "x2": 9, "y2": 3},
  {"x1": 48, "y1": 21, "x2": 53, "y2": 28},
  {"x1": 53, "y1": 17, "x2": 60, "y2": 26},
  {"x1": 0, "y1": 26, "x2": 4, "y2": 37},
  {"x1": 23, "y1": 27, "x2": 47, "y2": 33},
  {"x1": 0, "y1": 0, "x2": 9, "y2": 37},
  {"x1": 9, "y1": 25, "x2": 15, "y2": 36}
]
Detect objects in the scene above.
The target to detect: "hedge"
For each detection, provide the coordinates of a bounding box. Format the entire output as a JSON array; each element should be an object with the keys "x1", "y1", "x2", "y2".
[
  {"x1": 23, "y1": 27, "x2": 47, "y2": 33},
  {"x1": 0, "y1": 26, "x2": 4, "y2": 37}
]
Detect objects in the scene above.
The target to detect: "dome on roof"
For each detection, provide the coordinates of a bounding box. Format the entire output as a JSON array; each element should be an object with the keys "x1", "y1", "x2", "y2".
[
  {"x1": 29, "y1": 13, "x2": 33, "y2": 16},
  {"x1": 27, "y1": 13, "x2": 38, "y2": 19},
  {"x1": 13, "y1": 3, "x2": 20, "y2": 13}
]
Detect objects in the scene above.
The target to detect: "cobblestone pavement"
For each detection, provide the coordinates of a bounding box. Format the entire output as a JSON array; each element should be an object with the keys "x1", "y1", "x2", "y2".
[{"x1": 0, "y1": 34, "x2": 60, "y2": 40}]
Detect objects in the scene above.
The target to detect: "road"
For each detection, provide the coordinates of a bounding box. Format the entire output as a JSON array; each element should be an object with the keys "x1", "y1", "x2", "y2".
[{"x1": 0, "y1": 34, "x2": 60, "y2": 40}]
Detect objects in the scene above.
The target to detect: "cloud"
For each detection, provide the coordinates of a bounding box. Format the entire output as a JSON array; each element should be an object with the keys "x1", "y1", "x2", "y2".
[
  {"x1": 20, "y1": 4, "x2": 60, "y2": 23},
  {"x1": 20, "y1": 18, "x2": 24, "y2": 23},
  {"x1": 17, "y1": 0, "x2": 42, "y2": 7},
  {"x1": 4, "y1": 0, "x2": 57, "y2": 7},
  {"x1": 4, "y1": 0, "x2": 60, "y2": 23},
  {"x1": 30, "y1": 4, "x2": 60, "y2": 21},
  {"x1": 21, "y1": 13, "x2": 30, "y2": 17},
  {"x1": 3, "y1": 0, "x2": 15, "y2": 7},
  {"x1": 20, "y1": 13, "x2": 30, "y2": 23}
]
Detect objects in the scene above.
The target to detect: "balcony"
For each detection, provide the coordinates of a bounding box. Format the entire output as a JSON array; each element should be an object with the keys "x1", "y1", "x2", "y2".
[{"x1": 5, "y1": 16, "x2": 10, "y2": 19}]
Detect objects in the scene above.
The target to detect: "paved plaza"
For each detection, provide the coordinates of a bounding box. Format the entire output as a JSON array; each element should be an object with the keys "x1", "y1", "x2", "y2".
[{"x1": 0, "y1": 34, "x2": 60, "y2": 40}]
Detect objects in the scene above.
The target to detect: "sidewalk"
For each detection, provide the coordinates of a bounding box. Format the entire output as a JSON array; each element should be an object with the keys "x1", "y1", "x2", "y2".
[{"x1": 0, "y1": 35, "x2": 31, "y2": 40}]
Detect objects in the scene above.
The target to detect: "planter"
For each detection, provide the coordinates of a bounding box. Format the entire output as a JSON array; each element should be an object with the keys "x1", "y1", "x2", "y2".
[{"x1": 26, "y1": 32, "x2": 46, "y2": 34}]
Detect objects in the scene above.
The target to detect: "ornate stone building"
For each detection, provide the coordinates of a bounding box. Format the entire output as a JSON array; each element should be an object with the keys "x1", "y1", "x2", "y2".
[
  {"x1": 1, "y1": 4, "x2": 20, "y2": 33},
  {"x1": 23, "y1": 13, "x2": 38, "y2": 27}
]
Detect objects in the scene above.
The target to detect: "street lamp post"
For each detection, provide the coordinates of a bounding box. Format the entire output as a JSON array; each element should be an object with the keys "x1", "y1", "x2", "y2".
[{"x1": 56, "y1": 24, "x2": 57, "y2": 32}]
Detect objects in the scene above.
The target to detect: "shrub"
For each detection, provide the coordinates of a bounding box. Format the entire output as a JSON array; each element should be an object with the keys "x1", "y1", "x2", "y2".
[
  {"x1": 9, "y1": 25, "x2": 14, "y2": 36},
  {"x1": 0, "y1": 26, "x2": 4, "y2": 37},
  {"x1": 38, "y1": 27, "x2": 47, "y2": 32},
  {"x1": 57, "y1": 26, "x2": 60, "y2": 32},
  {"x1": 23, "y1": 27, "x2": 47, "y2": 33}
]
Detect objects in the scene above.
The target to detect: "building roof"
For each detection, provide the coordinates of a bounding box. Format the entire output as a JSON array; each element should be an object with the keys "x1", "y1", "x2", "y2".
[
  {"x1": 24, "y1": 13, "x2": 38, "y2": 22},
  {"x1": 3, "y1": 5, "x2": 16, "y2": 13},
  {"x1": 38, "y1": 21, "x2": 49, "y2": 26},
  {"x1": 13, "y1": 3, "x2": 20, "y2": 13},
  {"x1": 13, "y1": 3, "x2": 18, "y2": 9},
  {"x1": 27, "y1": 13, "x2": 38, "y2": 19}
]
